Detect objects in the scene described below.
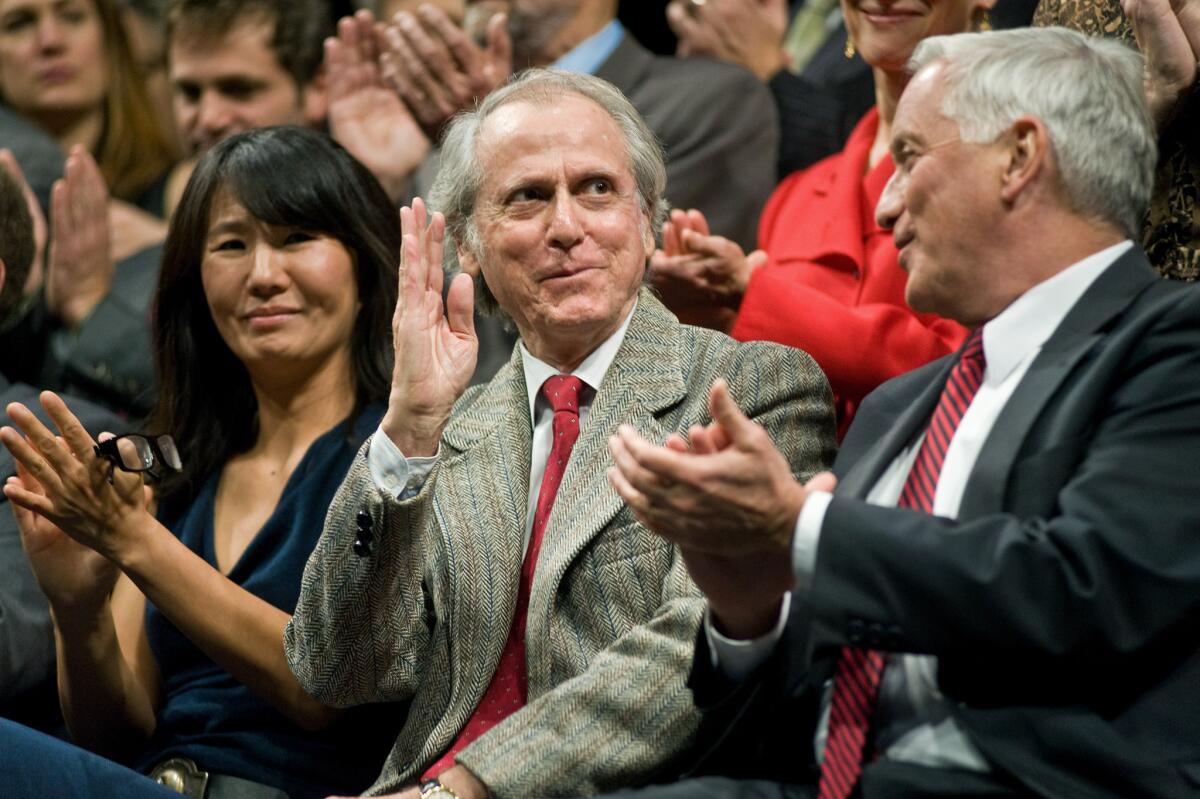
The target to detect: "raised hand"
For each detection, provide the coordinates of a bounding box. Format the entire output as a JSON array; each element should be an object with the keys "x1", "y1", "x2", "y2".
[
  {"x1": 327, "y1": 10, "x2": 432, "y2": 203},
  {"x1": 667, "y1": 0, "x2": 789, "y2": 81},
  {"x1": 0, "y1": 149, "x2": 47, "y2": 300},
  {"x1": 1123, "y1": 0, "x2": 1200, "y2": 127},
  {"x1": 379, "y1": 5, "x2": 511, "y2": 138},
  {"x1": 650, "y1": 208, "x2": 766, "y2": 331},
  {"x1": 381, "y1": 197, "x2": 478, "y2": 457},
  {"x1": 46, "y1": 147, "x2": 115, "y2": 328}
]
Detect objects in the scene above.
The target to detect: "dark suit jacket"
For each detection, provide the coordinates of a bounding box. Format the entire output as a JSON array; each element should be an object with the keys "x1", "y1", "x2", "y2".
[
  {"x1": 686, "y1": 248, "x2": 1200, "y2": 799},
  {"x1": 597, "y1": 35, "x2": 779, "y2": 252},
  {"x1": 0, "y1": 376, "x2": 123, "y2": 726}
]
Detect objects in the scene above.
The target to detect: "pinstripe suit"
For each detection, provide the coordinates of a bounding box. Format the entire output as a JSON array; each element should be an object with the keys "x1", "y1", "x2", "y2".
[{"x1": 285, "y1": 291, "x2": 836, "y2": 797}]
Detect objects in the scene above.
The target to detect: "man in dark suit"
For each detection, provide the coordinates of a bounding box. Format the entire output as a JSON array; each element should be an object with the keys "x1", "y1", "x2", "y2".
[
  {"x1": 0, "y1": 161, "x2": 122, "y2": 729},
  {"x1": 606, "y1": 27, "x2": 1200, "y2": 799}
]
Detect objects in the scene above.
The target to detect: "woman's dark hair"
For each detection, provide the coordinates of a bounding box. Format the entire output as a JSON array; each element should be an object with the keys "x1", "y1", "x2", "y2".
[{"x1": 152, "y1": 126, "x2": 399, "y2": 503}]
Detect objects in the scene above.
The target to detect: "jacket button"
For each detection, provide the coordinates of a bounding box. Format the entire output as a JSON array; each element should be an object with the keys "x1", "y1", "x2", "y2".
[{"x1": 353, "y1": 537, "x2": 372, "y2": 557}]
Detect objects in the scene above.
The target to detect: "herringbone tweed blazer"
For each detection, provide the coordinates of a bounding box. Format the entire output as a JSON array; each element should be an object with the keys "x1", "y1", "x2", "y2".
[{"x1": 285, "y1": 291, "x2": 836, "y2": 797}]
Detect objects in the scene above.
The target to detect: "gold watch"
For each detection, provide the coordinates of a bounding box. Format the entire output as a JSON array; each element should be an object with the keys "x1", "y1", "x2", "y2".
[{"x1": 419, "y1": 779, "x2": 461, "y2": 798}]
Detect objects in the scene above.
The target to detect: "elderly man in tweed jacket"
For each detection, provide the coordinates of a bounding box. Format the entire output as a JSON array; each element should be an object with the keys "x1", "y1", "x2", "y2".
[{"x1": 284, "y1": 69, "x2": 836, "y2": 799}]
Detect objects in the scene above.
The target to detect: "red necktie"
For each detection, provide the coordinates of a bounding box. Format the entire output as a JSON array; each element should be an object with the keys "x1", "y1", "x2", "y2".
[
  {"x1": 817, "y1": 329, "x2": 986, "y2": 799},
  {"x1": 424, "y1": 374, "x2": 586, "y2": 778}
]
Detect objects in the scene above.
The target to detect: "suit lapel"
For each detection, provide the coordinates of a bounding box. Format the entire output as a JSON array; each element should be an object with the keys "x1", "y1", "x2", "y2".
[
  {"x1": 533, "y1": 291, "x2": 687, "y2": 605},
  {"x1": 837, "y1": 358, "x2": 954, "y2": 500},
  {"x1": 960, "y1": 248, "x2": 1160, "y2": 516}
]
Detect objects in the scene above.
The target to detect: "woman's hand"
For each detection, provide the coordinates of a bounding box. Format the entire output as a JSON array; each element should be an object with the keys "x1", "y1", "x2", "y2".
[
  {"x1": 7, "y1": 460, "x2": 120, "y2": 617},
  {"x1": 381, "y1": 198, "x2": 477, "y2": 456},
  {"x1": 649, "y1": 208, "x2": 766, "y2": 331},
  {"x1": 0, "y1": 392, "x2": 150, "y2": 566}
]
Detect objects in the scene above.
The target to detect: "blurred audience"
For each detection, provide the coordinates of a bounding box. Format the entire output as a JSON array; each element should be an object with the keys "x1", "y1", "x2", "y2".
[
  {"x1": 651, "y1": 0, "x2": 999, "y2": 438},
  {"x1": 0, "y1": 126, "x2": 404, "y2": 799},
  {"x1": 116, "y1": 0, "x2": 175, "y2": 153},
  {"x1": 0, "y1": 0, "x2": 178, "y2": 211},
  {"x1": 369, "y1": 0, "x2": 778, "y2": 252},
  {"x1": 0, "y1": 154, "x2": 123, "y2": 732}
]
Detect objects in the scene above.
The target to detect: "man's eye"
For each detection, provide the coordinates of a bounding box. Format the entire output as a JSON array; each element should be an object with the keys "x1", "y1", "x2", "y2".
[
  {"x1": 174, "y1": 83, "x2": 201, "y2": 103},
  {"x1": 218, "y1": 80, "x2": 260, "y2": 100},
  {"x1": 509, "y1": 188, "x2": 544, "y2": 203},
  {"x1": 584, "y1": 179, "x2": 612, "y2": 195}
]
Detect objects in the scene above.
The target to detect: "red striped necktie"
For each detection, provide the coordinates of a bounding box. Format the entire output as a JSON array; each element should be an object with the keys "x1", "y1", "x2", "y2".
[
  {"x1": 423, "y1": 374, "x2": 585, "y2": 778},
  {"x1": 817, "y1": 329, "x2": 986, "y2": 799}
]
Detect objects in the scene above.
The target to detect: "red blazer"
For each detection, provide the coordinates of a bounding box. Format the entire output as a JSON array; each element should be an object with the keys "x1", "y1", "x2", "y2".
[{"x1": 730, "y1": 107, "x2": 967, "y2": 439}]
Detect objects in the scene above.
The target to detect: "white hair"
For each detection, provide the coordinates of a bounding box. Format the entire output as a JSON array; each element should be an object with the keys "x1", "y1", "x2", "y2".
[{"x1": 909, "y1": 27, "x2": 1156, "y2": 238}]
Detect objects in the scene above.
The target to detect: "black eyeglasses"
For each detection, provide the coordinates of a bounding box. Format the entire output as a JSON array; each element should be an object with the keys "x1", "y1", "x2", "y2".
[{"x1": 94, "y1": 434, "x2": 183, "y2": 482}]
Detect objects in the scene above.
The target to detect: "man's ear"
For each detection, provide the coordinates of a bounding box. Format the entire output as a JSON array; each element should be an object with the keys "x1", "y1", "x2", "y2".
[
  {"x1": 0, "y1": 258, "x2": 7, "y2": 298},
  {"x1": 302, "y1": 67, "x2": 329, "y2": 126},
  {"x1": 641, "y1": 211, "x2": 656, "y2": 260},
  {"x1": 1000, "y1": 115, "x2": 1049, "y2": 205},
  {"x1": 458, "y1": 245, "x2": 482, "y2": 279}
]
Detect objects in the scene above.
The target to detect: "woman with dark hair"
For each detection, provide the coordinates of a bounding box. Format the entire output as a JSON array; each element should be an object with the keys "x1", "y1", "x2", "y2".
[{"x1": 0, "y1": 126, "x2": 403, "y2": 799}]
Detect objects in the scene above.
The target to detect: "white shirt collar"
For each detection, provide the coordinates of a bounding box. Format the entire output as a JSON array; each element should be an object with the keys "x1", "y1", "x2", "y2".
[
  {"x1": 519, "y1": 299, "x2": 638, "y2": 424},
  {"x1": 981, "y1": 240, "x2": 1132, "y2": 383}
]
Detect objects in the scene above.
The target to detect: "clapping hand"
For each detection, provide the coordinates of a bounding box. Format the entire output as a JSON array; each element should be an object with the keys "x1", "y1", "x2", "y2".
[
  {"x1": 1, "y1": 393, "x2": 149, "y2": 614},
  {"x1": 46, "y1": 147, "x2": 114, "y2": 329},
  {"x1": 1124, "y1": 0, "x2": 1200, "y2": 127},
  {"x1": 650, "y1": 208, "x2": 766, "y2": 331},
  {"x1": 381, "y1": 197, "x2": 477, "y2": 457},
  {"x1": 379, "y1": 4, "x2": 511, "y2": 139},
  {"x1": 667, "y1": 0, "x2": 789, "y2": 81},
  {"x1": 327, "y1": 10, "x2": 432, "y2": 203}
]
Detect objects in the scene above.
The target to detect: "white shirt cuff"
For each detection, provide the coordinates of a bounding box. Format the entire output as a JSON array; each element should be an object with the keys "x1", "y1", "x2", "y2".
[
  {"x1": 793, "y1": 490, "x2": 832, "y2": 593},
  {"x1": 367, "y1": 426, "x2": 438, "y2": 499},
  {"x1": 705, "y1": 592, "x2": 792, "y2": 683}
]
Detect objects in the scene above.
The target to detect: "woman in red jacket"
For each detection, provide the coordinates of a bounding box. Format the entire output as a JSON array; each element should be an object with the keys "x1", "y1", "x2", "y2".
[{"x1": 652, "y1": 0, "x2": 995, "y2": 439}]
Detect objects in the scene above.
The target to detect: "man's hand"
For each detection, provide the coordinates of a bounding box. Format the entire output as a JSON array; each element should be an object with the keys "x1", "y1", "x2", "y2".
[
  {"x1": 381, "y1": 197, "x2": 477, "y2": 457},
  {"x1": 1124, "y1": 0, "x2": 1200, "y2": 128},
  {"x1": 649, "y1": 208, "x2": 765, "y2": 331},
  {"x1": 379, "y1": 5, "x2": 511, "y2": 139},
  {"x1": 0, "y1": 149, "x2": 47, "y2": 299},
  {"x1": 608, "y1": 378, "x2": 833, "y2": 637},
  {"x1": 328, "y1": 11, "x2": 432, "y2": 203},
  {"x1": 667, "y1": 0, "x2": 789, "y2": 81},
  {"x1": 323, "y1": 765, "x2": 488, "y2": 799},
  {"x1": 45, "y1": 147, "x2": 114, "y2": 329}
]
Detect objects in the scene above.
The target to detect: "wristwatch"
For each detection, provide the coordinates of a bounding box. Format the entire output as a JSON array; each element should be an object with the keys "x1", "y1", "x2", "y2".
[{"x1": 419, "y1": 778, "x2": 461, "y2": 798}]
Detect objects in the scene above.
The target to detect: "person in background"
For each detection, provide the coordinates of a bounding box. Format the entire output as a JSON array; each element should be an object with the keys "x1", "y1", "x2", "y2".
[
  {"x1": 0, "y1": 0, "x2": 178, "y2": 213},
  {"x1": 0, "y1": 126, "x2": 405, "y2": 799},
  {"x1": 649, "y1": 0, "x2": 995, "y2": 438},
  {"x1": 0, "y1": 153, "x2": 124, "y2": 732}
]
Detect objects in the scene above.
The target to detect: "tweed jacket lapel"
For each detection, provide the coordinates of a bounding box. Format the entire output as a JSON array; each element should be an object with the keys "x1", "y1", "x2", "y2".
[
  {"x1": 435, "y1": 354, "x2": 533, "y2": 705},
  {"x1": 528, "y1": 291, "x2": 687, "y2": 648}
]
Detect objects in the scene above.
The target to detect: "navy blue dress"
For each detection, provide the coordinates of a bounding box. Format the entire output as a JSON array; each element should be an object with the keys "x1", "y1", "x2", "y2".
[{"x1": 0, "y1": 407, "x2": 405, "y2": 799}]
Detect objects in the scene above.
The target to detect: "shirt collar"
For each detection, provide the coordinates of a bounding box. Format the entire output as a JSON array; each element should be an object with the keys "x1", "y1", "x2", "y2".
[
  {"x1": 981, "y1": 240, "x2": 1132, "y2": 383},
  {"x1": 553, "y1": 19, "x2": 625, "y2": 75},
  {"x1": 520, "y1": 299, "x2": 638, "y2": 424}
]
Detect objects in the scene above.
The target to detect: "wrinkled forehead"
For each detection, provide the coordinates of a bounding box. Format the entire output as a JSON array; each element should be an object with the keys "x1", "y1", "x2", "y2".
[{"x1": 475, "y1": 92, "x2": 630, "y2": 169}]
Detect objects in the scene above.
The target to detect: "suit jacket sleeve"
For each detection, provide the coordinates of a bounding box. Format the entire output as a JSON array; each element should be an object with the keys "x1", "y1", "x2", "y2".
[
  {"x1": 285, "y1": 446, "x2": 435, "y2": 707},
  {"x1": 453, "y1": 340, "x2": 836, "y2": 798},
  {"x1": 810, "y1": 285, "x2": 1200, "y2": 660}
]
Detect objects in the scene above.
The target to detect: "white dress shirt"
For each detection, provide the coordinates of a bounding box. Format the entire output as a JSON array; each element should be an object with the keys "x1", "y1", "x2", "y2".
[
  {"x1": 708, "y1": 241, "x2": 1132, "y2": 770},
  {"x1": 367, "y1": 303, "x2": 638, "y2": 555}
]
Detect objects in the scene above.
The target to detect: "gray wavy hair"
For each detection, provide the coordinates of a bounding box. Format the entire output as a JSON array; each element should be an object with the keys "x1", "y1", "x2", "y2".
[
  {"x1": 428, "y1": 68, "x2": 669, "y2": 317},
  {"x1": 910, "y1": 27, "x2": 1156, "y2": 239}
]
